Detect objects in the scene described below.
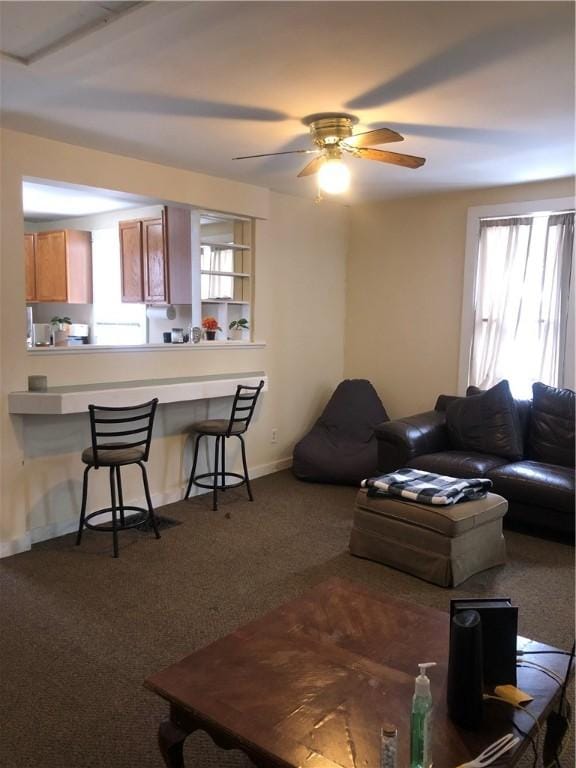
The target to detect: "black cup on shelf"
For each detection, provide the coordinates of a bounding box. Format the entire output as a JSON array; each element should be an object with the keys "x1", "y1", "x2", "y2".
[{"x1": 163, "y1": 332, "x2": 172, "y2": 343}]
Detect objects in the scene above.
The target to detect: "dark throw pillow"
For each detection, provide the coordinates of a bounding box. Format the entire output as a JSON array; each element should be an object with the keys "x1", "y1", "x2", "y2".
[
  {"x1": 528, "y1": 382, "x2": 575, "y2": 468},
  {"x1": 467, "y1": 384, "x2": 532, "y2": 444},
  {"x1": 446, "y1": 379, "x2": 523, "y2": 460}
]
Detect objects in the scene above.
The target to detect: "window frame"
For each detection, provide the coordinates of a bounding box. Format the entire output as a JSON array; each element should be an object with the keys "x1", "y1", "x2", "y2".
[{"x1": 458, "y1": 196, "x2": 574, "y2": 394}]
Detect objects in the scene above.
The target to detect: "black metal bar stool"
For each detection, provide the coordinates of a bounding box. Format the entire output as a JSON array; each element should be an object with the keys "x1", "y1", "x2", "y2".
[
  {"x1": 184, "y1": 380, "x2": 264, "y2": 511},
  {"x1": 75, "y1": 398, "x2": 160, "y2": 558}
]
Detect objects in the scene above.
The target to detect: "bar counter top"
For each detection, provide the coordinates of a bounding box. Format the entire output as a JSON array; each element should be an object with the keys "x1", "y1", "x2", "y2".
[{"x1": 8, "y1": 372, "x2": 267, "y2": 415}]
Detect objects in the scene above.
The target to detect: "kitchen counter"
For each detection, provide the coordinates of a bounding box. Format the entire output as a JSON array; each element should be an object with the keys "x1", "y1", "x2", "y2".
[
  {"x1": 27, "y1": 341, "x2": 265, "y2": 354},
  {"x1": 8, "y1": 372, "x2": 268, "y2": 415}
]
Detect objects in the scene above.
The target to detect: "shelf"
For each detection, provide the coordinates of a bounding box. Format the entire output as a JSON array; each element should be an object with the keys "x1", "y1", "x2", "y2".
[
  {"x1": 200, "y1": 242, "x2": 250, "y2": 251},
  {"x1": 201, "y1": 270, "x2": 250, "y2": 278},
  {"x1": 9, "y1": 372, "x2": 268, "y2": 415},
  {"x1": 201, "y1": 299, "x2": 250, "y2": 305}
]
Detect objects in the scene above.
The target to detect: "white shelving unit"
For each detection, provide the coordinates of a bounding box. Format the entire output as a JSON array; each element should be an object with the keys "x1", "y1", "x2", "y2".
[
  {"x1": 200, "y1": 242, "x2": 250, "y2": 251},
  {"x1": 200, "y1": 271, "x2": 250, "y2": 278},
  {"x1": 200, "y1": 217, "x2": 253, "y2": 341}
]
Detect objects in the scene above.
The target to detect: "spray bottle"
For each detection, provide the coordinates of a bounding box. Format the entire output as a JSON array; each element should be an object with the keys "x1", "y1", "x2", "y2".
[{"x1": 410, "y1": 662, "x2": 436, "y2": 768}]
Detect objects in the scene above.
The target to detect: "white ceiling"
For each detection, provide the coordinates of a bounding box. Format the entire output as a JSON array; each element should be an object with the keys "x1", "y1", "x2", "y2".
[
  {"x1": 1, "y1": 1, "x2": 574, "y2": 203},
  {"x1": 22, "y1": 180, "x2": 152, "y2": 220}
]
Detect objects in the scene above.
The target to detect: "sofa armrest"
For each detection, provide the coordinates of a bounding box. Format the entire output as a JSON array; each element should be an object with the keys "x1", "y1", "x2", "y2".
[{"x1": 375, "y1": 410, "x2": 449, "y2": 473}]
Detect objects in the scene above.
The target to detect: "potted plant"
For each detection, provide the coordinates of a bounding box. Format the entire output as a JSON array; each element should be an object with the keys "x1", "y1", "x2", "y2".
[
  {"x1": 202, "y1": 316, "x2": 221, "y2": 341},
  {"x1": 228, "y1": 318, "x2": 250, "y2": 341},
  {"x1": 51, "y1": 316, "x2": 72, "y2": 347}
]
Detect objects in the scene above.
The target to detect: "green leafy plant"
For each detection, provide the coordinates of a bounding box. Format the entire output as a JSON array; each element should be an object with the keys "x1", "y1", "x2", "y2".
[
  {"x1": 50, "y1": 316, "x2": 72, "y2": 329},
  {"x1": 228, "y1": 318, "x2": 249, "y2": 332}
]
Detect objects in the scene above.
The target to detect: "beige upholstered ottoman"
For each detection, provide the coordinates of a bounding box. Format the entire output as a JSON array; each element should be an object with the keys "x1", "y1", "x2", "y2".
[{"x1": 350, "y1": 489, "x2": 508, "y2": 587}]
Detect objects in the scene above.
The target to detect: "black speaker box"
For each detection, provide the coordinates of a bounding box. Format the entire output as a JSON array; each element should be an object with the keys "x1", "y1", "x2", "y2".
[
  {"x1": 450, "y1": 598, "x2": 518, "y2": 686},
  {"x1": 447, "y1": 609, "x2": 484, "y2": 729}
]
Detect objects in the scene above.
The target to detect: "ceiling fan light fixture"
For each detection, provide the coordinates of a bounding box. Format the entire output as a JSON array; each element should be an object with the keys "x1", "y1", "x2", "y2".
[{"x1": 317, "y1": 158, "x2": 350, "y2": 195}]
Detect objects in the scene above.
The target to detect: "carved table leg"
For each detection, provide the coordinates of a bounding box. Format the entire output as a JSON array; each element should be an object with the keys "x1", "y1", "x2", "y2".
[{"x1": 158, "y1": 716, "x2": 195, "y2": 768}]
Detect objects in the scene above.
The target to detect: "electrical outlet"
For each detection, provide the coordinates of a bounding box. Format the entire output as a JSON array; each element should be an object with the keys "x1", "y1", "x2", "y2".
[{"x1": 271, "y1": 428, "x2": 278, "y2": 444}]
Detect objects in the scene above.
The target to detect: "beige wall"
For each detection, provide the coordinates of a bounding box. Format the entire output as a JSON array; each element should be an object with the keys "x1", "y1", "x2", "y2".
[
  {"x1": 345, "y1": 177, "x2": 575, "y2": 419},
  {"x1": 0, "y1": 129, "x2": 348, "y2": 551}
]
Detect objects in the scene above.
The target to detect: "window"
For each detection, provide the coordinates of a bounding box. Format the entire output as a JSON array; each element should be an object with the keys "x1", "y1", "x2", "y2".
[
  {"x1": 462, "y1": 202, "x2": 574, "y2": 398},
  {"x1": 201, "y1": 246, "x2": 234, "y2": 300}
]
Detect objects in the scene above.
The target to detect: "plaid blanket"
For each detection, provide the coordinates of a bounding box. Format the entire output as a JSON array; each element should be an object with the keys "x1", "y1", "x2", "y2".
[{"x1": 362, "y1": 468, "x2": 492, "y2": 506}]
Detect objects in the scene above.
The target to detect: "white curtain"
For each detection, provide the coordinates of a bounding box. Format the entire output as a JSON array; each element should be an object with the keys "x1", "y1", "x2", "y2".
[
  {"x1": 469, "y1": 212, "x2": 574, "y2": 397},
  {"x1": 200, "y1": 246, "x2": 234, "y2": 300},
  {"x1": 549, "y1": 213, "x2": 575, "y2": 388}
]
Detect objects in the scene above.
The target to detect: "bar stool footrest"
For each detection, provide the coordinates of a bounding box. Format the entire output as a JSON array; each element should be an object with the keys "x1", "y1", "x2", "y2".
[
  {"x1": 84, "y1": 506, "x2": 150, "y2": 533},
  {"x1": 191, "y1": 471, "x2": 247, "y2": 491}
]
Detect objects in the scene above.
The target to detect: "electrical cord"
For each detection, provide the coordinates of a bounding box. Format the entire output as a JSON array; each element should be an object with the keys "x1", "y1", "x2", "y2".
[
  {"x1": 517, "y1": 660, "x2": 565, "y2": 685},
  {"x1": 484, "y1": 695, "x2": 542, "y2": 768},
  {"x1": 510, "y1": 719, "x2": 540, "y2": 768},
  {"x1": 541, "y1": 641, "x2": 575, "y2": 768}
]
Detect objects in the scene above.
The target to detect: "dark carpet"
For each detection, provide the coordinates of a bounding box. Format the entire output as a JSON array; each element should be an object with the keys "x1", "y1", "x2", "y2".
[{"x1": 0, "y1": 470, "x2": 573, "y2": 767}]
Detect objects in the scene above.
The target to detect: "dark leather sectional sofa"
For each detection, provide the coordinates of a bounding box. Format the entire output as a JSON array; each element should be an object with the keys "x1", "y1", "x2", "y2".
[{"x1": 375, "y1": 383, "x2": 575, "y2": 539}]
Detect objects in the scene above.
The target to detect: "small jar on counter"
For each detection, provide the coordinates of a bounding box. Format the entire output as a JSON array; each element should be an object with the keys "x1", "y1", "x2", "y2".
[{"x1": 381, "y1": 724, "x2": 398, "y2": 768}]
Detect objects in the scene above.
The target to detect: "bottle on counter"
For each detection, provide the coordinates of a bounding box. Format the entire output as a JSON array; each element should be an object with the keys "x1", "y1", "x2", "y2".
[
  {"x1": 381, "y1": 723, "x2": 398, "y2": 768},
  {"x1": 410, "y1": 662, "x2": 436, "y2": 768}
]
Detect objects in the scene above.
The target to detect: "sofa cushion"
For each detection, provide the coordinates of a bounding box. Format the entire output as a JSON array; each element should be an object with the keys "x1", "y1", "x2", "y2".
[
  {"x1": 467, "y1": 386, "x2": 532, "y2": 447},
  {"x1": 528, "y1": 382, "x2": 575, "y2": 468},
  {"x1": 435, "y1": 394, "x2": 464, "y2": 412},
  {"x1": 446, "y1": 380, "x2": 523, "y2": 460},
  {"x1": 486, "y1": 460, "x2": 575, "y2": 515},
  {"x1": 408, "y1": 451, "x2": 508, "y2": 478}
]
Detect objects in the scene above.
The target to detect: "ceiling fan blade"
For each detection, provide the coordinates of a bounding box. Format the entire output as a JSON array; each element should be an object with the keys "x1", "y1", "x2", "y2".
[
  {"x1": 297, "y1": 156, "x2": 326, "y2": 177},
  {"x1": 343, "y1": 127, "x2": 404, "y2": 148},
  {"x1": 355, "y1": 147, "x2": 426, "y2": 169},
  {"x1": 233, "y1": 149, "x2": 319, "y2": 160}
]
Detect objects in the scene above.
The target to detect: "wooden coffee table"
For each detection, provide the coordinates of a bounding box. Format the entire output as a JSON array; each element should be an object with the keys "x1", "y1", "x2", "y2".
[{"x1": 145, "y1": 577, "x2": 571, "y2": 767}]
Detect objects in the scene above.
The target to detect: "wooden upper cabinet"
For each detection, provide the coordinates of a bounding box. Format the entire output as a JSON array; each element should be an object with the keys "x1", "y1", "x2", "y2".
[
  {"x1": 35, "y1": 231, "x2": 67, "y2": 301},
  {"x1": 120, "y1": 220, "x2": 144, "y2": 302},
  {"x1": 24, "y1": 234, "x2": 36, "y2": 301},
  {"x1": 143, "y1": 218, "x2": 167, "y2": 303},
  {"x1": 64, "y1": 230, "x2": 93, "y2": 303},
  {"x1": 119, "y1": 208, "x2": 191, "y2": 305},
  {"x1": 29, "y1": 230, "x2": 92, "y2": 303},
  {"x1": 164, "y1": 206, "x2": 192, "y2": 305}
]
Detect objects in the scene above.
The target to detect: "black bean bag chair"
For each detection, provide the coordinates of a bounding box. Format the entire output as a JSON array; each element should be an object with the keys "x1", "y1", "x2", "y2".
[{"x1": 293, "y1": 379, "x2": 389, "y2": 485}]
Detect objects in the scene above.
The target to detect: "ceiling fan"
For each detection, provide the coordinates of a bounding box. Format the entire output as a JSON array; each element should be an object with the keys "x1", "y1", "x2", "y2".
[{"x1": 233, "y1": 113, "x2": 426, "y2": 194}]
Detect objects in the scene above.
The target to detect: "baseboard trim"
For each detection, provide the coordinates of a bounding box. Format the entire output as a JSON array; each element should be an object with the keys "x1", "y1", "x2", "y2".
[
  {"x1": 0, "y1": 457, "x2": 293, "y2": 559},
  {"x1": 251, "y1": 456, "x2": 293, "y2": 479},
  {"x1": 0, "y1": 534, "x2": 32, "y2": 559},
  {"x1": 146, "y1": 456, "x2": 293, "y2": 508},
  {"x1": 31, "y1": 519, "x2": 78, "y2": 546}
]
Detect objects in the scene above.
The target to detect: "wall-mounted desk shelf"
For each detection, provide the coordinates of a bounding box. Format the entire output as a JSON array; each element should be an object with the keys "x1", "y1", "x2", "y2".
[{"x1": 9, "y1": 372, "x2": 267, "y2": 415}]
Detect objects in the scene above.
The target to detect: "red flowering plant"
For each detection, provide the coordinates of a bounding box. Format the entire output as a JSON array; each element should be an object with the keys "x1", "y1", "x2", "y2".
[{"x1": 201, "y1": 316, "x2": 221, "y2": 332}]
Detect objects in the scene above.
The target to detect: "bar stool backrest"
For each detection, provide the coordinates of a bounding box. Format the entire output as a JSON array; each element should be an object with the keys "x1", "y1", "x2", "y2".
[
  {"x1": 226, "y1": 380, "x2": 264, "y2": 437},
  {"x1": 88, "y1": 398, "x2": 159, "y2": 469}
]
